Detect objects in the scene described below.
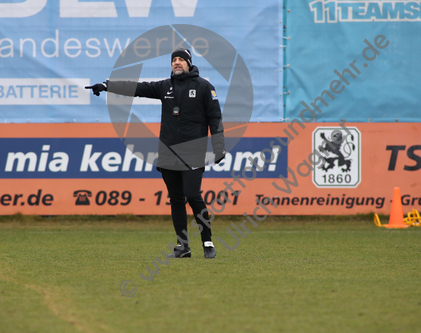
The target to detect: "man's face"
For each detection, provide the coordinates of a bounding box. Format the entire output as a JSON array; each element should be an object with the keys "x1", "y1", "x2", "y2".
[{"x1": 172, "y1": 56, "x2": 189, "y2": 75}]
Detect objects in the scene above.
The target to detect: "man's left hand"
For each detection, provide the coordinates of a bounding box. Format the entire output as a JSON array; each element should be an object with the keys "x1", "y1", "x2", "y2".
[{"x1": 215, "y1": 150, "x2": 226, "y2": 164}]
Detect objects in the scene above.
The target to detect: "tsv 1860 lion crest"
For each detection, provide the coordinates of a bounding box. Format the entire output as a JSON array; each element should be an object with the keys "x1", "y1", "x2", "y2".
[{"x1": 312, "y1": 127, "x2": 361, "y2": 188}]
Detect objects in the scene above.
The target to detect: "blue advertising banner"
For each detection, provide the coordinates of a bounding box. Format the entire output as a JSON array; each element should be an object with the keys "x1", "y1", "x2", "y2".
[
  {"x1": 285, "y1": 0, "x2": 421, "y2": 122},
  {"x1": 0, "y1": 137, "x2": 287, "y2": 179},
  {"x1": 0, "y1": 0, "x2": 283, "y2": 123}
]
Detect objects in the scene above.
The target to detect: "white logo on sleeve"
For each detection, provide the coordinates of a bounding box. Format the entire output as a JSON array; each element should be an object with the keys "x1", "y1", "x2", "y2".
[{"x1": 189, "y1": 89, "x2": 196, "y2": 98}]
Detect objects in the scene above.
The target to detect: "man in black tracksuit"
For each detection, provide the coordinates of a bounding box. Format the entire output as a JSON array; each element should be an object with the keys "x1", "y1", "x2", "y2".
[{"x1": 86, "y1": 48, "x2": 225, "y2": 259}]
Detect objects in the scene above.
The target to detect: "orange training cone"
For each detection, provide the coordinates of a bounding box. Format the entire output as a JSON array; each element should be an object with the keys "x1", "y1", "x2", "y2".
[{"x1": 384, "y1": 187, "x2": 409, "y2": 228}]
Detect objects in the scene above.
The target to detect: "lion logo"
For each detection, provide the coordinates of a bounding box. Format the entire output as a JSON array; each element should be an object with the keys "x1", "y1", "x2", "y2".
[
  {"x1": 318, "y1": 132, "x2": 355, "y2": 172},
  {"x1": 312, "y1": 127, "x2": 361, "y2": 188}
]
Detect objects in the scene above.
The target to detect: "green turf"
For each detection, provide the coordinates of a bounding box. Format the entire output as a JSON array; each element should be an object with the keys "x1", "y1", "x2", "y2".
[{"x1": 0, "y1": 215, "x2": 420, "y2": 333}]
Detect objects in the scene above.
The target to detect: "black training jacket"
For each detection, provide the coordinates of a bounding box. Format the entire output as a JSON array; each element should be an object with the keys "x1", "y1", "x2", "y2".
[{"x1": 108, "y1": 66, "x2": 225, "y2": 170}]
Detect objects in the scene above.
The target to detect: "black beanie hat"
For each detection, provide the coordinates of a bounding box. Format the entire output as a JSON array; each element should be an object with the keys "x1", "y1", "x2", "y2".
[{"x1": 171, "y1": 48, "x2": 192, "y2": 69}]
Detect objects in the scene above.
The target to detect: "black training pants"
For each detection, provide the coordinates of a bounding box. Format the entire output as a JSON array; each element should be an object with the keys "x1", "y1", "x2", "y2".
[{"x1": 160, "y1": 167, "x2": 212, "y2": 245}]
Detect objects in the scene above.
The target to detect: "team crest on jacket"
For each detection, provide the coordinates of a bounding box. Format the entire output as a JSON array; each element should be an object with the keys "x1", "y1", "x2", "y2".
[
  {"x1": 211, "y1": 90, "x2": 218, "y2": 100},
  {"x1": 189, "y1": 89, "x2": 196, "y2": 98}
]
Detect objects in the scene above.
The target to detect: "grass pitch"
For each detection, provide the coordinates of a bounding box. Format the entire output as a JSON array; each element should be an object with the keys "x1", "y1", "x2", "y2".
[{"x1": 0, "y1": 214, "x2": 420, "y2": 333}]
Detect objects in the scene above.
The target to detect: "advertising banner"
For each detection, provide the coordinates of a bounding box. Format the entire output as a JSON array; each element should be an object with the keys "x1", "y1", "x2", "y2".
[
  {"x1": 0, "y1": 0, "x2": 283, "y2": 123},
  {"x1": 1, "y1": 122, "x2": 420, "y2": 215},
  {"x1": 285, "y1": 0, "x2": 421, "y2": 122}
]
